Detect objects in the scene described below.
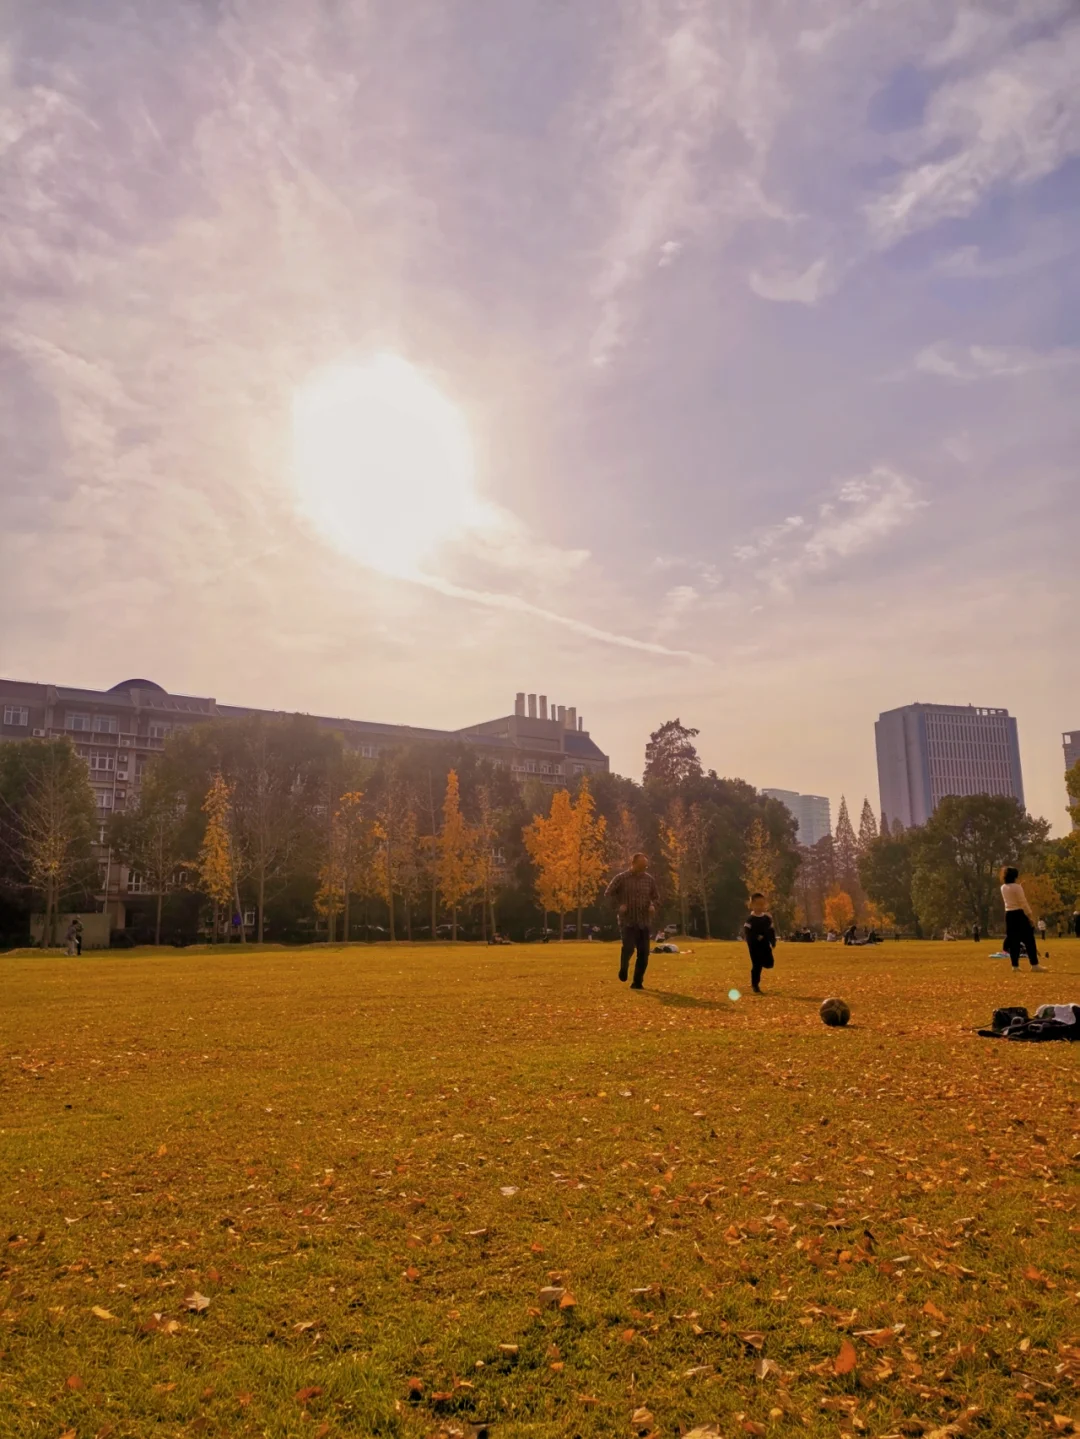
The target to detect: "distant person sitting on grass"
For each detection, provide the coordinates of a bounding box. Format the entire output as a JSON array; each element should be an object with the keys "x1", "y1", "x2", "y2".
[
  {"x1": 743, "y1": 892, "x2": 777, "y2": 995},
  {"x1": 605, "y1": 852, "x2": 660, "y2": 990},
  {"x1": 1000, "y1": 867, "x2": 1046, "y2": 972}
]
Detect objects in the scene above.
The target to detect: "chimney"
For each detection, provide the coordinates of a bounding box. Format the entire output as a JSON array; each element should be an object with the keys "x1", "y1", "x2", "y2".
[
  {"x1": 567, "y1": 706, "x2": 577, "y2": 731},
  {"x1": 578, "y1": 716, "x2": 583, "y2": 731},
  {"x1": 539, "y1": 694, "x2": 548, "y2": 720},
  {"x1": 528, "y1": 693, "x2": 537, "y2": 718},
  {"x1": 515, "y1": 692, "x2": 525, "y2": 717},
  {"x1": 557, "y1": 705, "x2": 566, "y2": 726}
]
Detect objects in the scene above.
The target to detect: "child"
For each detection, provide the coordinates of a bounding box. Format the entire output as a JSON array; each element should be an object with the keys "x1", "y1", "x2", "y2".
[{"x1": 743, "y1": 892, "x2": 777, "y2": 994}]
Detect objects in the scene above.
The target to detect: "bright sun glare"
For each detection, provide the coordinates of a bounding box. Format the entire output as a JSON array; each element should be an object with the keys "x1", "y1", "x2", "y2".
[{"x1": 292, "y1": 354, "x2": 480, "y2": 577}]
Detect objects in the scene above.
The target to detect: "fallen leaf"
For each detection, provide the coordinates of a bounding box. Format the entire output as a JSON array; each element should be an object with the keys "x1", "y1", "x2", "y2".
[
  {"x1": 183, "y1": 1291, "x2": 210, "y2": 1314},
  {"x1": 156, "y1": 1144, "x2": 167, "y2": 1157},
  {"x1": 59, "y1": 1432, "x2": 77, "y2": 1439},
  {"x1": 315, "y1": 1425, "x2": 331, "y2": 1439},
  {"x1": 65, "y1": 1375, "x2": 84, "y2": 1390},
  {"x1": 922, "y1": 1300, "x2": 948, "y2": 1322},
  {"x1": 407, "y1": 1377, "x2": 423, "y2": 1398},
  {"x1": 621, "y1": 1328, "x2": 636, "y2": 1343},
  {"x1": 236, "y1": 1392, "x2": 253, "y2": 1407},
  {"x1": 739, "y1": 1331, "x2": 766, "y2": 1351},
  {"x1": 857, "y1": 1327, "x2": 897, "y2": 1348},
  {"x1": 755, "y1": 1357, "x2": 781, "y2": 1380},
  {"x1": 632, "y1": 1406, "x2": 655, "y2": 1430},
  {"x1": 91, "y1": 1305, "x2": 116, "y2": 1321},
  {"x1": 206, "y1": 1267, "x2": 221, "y2": 1283},
  {"x1": 683, "y1": 1427, "x2": 723, "y2": 1438},
  {"x1": 295, "y1": 1384, "x2": 324, "y2": 1402},
  {"x1": 500, "y1": 1186, "x2": 518, "y2": 1197},
  {"x1": 1052, "y1": 1418, "x2": 1075, "y2": 1434},
  {"x1": 550, "y1": 1360, "x2": 564, "y2": 1371},
  {"x1": 684, "y1": 1365, "x2": 714, "y2": 1377},
  {"x1": 404, "y1": 1267, "x2": 420, "y2": 1283},
  {"x1": 498, "y1": 1343, "x2": 519, "y2": 1356},
  {"x1": 834, "y1": 1337, "x2": 858, "y2": 1375},
  {"x1": 153, "y1": 1382, "x2": 178, "y2": 1394},
  {"x1": 742, "y1": 1423, "x2": 768, "y2": 1438},
  {"x1": 578, "y1": 1394, "x2": 601, "y2": 1407},
  {"x1": 295, "y1": 1321, "x2": 316, "y2": 1333},
  {"x1": 558, "y1": 1291, "x2": 577, "y2": 1310},
  {"x1": 142, "y1": 1251, "x2": 165, "y2": 1267}
]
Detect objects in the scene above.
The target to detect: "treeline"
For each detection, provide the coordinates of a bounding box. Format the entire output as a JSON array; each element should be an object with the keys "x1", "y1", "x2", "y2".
[
  {"x1": 0, "y1": 717, "x2": 801, "y2": 946},
  {"x1": 4, "y1": 717, "x2": 1074, "y2": 947}
]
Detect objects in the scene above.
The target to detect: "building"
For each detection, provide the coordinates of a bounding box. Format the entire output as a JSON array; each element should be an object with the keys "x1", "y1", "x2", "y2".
[
  {"x1": 875, "y1": 702, "x2": 1024, "y2": 830},
  {"x1": 1065, "y1": 730, "x2": 1080, "y2": 830},
  {"x1": 0, "y1": 677, "x2": 608, "y2": 923},
  {"x1": 761, "y1": 788, "x2": 832, "y2": 847}
]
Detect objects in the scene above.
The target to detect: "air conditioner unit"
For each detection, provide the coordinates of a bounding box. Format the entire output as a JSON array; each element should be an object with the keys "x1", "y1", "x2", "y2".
[{"x1": 32, "y1": 728, "x2": 46, "y2": 737}]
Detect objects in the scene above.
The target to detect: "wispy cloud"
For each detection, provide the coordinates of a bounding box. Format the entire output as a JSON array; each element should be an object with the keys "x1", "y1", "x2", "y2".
[
  {"x1": 587, "y1": 0, "x2": 786, "y2": 365},
  {"x1": 734, "y1": 468, "x2": 926, "y2": 590},
  {"x1": 913, "y1": 341, "x2": 1080, "y2": 381},
  {"x1": 866, "y1": 21, "x2": 1080, "y2": 249},
  {"x1": 749, "y1": 257, "x2": 830, "y2": 306}
]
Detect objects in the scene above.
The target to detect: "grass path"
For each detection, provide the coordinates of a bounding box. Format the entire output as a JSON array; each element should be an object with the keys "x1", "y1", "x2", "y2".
[{"x1": 2, "y1": 939, "x2": 1079, "y2": 1438}]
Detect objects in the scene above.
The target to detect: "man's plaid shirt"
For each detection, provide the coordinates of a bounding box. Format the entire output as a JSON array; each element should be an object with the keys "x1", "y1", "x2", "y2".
[{"x1": 605, "y1": 869, "x2": 659, "y2": 928}]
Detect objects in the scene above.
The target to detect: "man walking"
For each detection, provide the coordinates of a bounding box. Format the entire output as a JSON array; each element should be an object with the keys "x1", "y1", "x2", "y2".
[{"x1": 605, "y1": 852, "x2": 660, "y2": 990}]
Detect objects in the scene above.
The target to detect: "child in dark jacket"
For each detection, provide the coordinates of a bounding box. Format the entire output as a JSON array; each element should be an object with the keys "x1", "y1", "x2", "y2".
[{"x1": 743, "y1": 892, "x2": 777, "y2": 994}]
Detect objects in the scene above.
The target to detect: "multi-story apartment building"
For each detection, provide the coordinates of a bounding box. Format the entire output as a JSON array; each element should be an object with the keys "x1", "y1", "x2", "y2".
[
  {"x1": 760, "y1": 788, "x2": 832, "y2": 846},
  {"x1": 0, "y1": 677, "x2": 608, "y2": 924},
  {"x1": 875, "y1": 702, "x2": 1024, "y2": 830},
  {"x1": 1065, "y1": 730, "x2": 1079, "y2": 830}
]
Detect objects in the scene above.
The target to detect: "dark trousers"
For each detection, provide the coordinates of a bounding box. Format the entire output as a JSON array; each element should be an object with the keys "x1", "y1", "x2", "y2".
[
  {"x1": 619, "y1": 925, "x2": 651, "y2": 985},
  {"x1": 747, "y1": 943, "x2": 772, "y2": 989},
  {"x1": 1004, "y1": 909, "x2": 1039, "y2": 968}
]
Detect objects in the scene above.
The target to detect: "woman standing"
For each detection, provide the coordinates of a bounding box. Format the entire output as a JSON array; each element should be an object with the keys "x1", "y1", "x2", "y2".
[{"x1": 1000, "y1": 867, "x2": 1046, "y2": 971}]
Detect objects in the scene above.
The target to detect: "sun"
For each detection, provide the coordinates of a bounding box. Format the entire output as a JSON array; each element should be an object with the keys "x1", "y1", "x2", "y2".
[{"x1": 292, "y1": 354, "x2": 481, "y2": 577}]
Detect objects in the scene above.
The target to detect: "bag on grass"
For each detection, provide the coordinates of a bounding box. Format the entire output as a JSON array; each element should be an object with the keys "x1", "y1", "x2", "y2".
[{"x1": 977, "y1": 1006, "x2": 1028, "y2": 1038}]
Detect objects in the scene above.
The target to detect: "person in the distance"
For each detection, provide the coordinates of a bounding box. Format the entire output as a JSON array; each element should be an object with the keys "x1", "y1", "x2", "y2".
[
  {"x1": 1000, "y1": 867, "x2": 1046, "y2": 971},
  {"x1": 605, "y1": 852, "x2": 660, "y2": 990}
]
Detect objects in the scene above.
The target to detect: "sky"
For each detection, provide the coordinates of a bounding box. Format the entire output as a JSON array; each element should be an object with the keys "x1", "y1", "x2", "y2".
[{"x1": 1, "y1": 0, "x2": 1078, "y2": 832}]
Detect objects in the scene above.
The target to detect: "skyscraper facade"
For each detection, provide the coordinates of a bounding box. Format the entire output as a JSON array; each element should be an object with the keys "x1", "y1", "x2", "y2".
[
  {"x1": 875, "y1": 703, "x2": 1024, "y2": 830},
  {"x1": 761, "y1": 788, "x2": 832, "y2": 846}
]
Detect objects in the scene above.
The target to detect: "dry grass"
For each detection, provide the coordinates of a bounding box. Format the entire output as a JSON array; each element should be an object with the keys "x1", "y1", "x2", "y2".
[{"x1": 1, "y1": 938, "x2": 1079, "y2": 1439}]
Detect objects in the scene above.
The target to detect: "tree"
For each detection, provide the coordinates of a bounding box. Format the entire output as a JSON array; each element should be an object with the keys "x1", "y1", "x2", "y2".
[
  {"x1": 606, "y1": 802, "x2": 644, "y2": 878},
  {"x1": 857, "y1": 799, "x2": 879, "y2": 855},
  {"x1": 395, "y1": 792, "x2": 423, "y2": 940},
  {"x1": 472, "y1": 784, "x2": 507, "y2": 941},
  {"x1": 0, "y1": 739, "x2": 96, "y2": 947},
  {"x1": 833, "y1": 796, "x2": 860, "y2": 897},
  {"x1": 1045, "y1": 833, "x2": 1080, "y2": 912},
  {"x1": 686, "y1": 802, "x2": 714, "y2": 938},
  {"x1": 793, "y1": 835, "x2": 835, "y2": 931},
  {"x1": 910, "y1": 794, "x2": 1048, "y2": 935},
  {"x1": 523, "y1": 789, "x2": 577, "y2": 937},
  {"x1": 197, "y1": 774, "x2": 237, "y2": 942},
  {"x1": 859, "y1": 827, "x2": 919, "y2": 934},
  {"x1": 567, "y1": 779, "x2": 607, "y2": 939},
  {"x1": 436, "y1": 769, "x2": 476, "y2": 941},
  {"x1": 336, "y1": 790, "x2": 370, "y2": 942},
  {"x1": 109, "y1": 772, "x2": 188, "y2": 945},
  {"x1": 661, "y1": 798, "x2": 694, "y2": 933},
  {"x1": 741, "y1": 816, "x2": 779, "y2": 909},
  {"x1": 373, "y1": 773, "x2": 405, "y2": 941},
  {"x1": 1017, "y1": 872, "x2": 1062, "y2": 924},
  {"x1": 644, "y1": 719, "x2": 702, "y2": 787},
  {"x1": 824, "y1": 888, "x2": 855, "y2": 934}
]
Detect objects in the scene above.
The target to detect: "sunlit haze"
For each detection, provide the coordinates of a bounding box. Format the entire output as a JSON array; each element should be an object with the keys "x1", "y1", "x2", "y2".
[
  {"x1": 293, "y1": 356, "x2": 481, "y2": 578},
  {"x1": 0, "y1": 1, "x2": 1077, "y2": 829}
]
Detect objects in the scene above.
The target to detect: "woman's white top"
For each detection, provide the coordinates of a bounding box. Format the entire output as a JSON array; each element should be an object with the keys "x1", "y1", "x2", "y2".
[{"x1": 1001, "y1": 882, "x2": 1029, "y2": 912}]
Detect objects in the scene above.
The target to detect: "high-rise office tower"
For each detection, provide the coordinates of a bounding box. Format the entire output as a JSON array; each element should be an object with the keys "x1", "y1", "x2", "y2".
[
  {"x1": 761, "y1": 788, "x2": 832, "y2": 846},
  {"x1": 876, "y1": 703, "x2": 1024, "y2": 830}
]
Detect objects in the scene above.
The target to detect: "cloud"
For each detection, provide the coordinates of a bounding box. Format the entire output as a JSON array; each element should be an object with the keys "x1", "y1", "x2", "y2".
[
  {"x1": 914, "y1": 341, "x2": 1080, "y2": 380},
  {"x1": 734, "y1": 469, "x2": 926, "y2": 586},
  {"x1": 865, "y1": 21, "x2": 1080, "y2": 249},
  {"x1": 586, "y1": 0, "x2": 787, "y2": 366},
  {"x1": 749, "y1": 257, "x2": 830, "y2": 306}
]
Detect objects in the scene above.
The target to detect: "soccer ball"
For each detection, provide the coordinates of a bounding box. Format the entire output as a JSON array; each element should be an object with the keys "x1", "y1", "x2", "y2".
[{"x1": 820, "y1": 997, "x2": 851, "y2": 1027}]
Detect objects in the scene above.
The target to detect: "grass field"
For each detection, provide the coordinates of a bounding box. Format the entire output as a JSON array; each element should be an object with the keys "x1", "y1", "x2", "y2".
[{"x1": 2, "y1": 939, "x2": 1079, "y2": 1439}]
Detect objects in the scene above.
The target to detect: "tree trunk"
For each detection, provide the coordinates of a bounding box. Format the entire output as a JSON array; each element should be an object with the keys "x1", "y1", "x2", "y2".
[
  {"x1": 480, "y1": 883, "x2": 488, "y2": 943},
  {"x1": 489, "y1": 898, "x2": 497, "y2": 939},
  {"x1": 405, "y1": 899, "x2": 412, "y2": 942},
  {"x1": 257, "y1": 870, "x2": 266, "y2": 943},
  {"x1": 559, "y1": 912, "x2": 566, "y2": 940},
  {"x1": 234, "y1": 873, "x2": 247, "y2": 943},
  {"x1": 155, "y1": 889, "x2": 163, "y2": 946},
  {"x1": 343, "y1": 887, "x2": 351, "y2": 943},
  {"x1": 451, "y1": 905, "x2": 458, "y2": 942},
  {"x1": 576, "y1": 903, "x2": 583, "y2": 941},
  {"x1": 680, "y1": 895, "x2": 689, "y2": 935}
]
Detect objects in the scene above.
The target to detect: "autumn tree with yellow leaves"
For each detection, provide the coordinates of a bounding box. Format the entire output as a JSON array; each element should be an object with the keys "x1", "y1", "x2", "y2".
[
  {"x1": 523, "y1": 789, "x2": 577, "y2": 937},
  {"x1": 661, "y1": 797, "x2": 694, "y2": 934},
  {"x1": 567, "y1": 779, "x2": 607, "y2": 940},
  {"x1": 742, "y1": 816, "x2": 780, "y2": 909},
  {"x1": 437, "y1": 769, "x2": 476, "y2": 941},
  {"x1": 198, "y1": 773, "x2": 239, "y2": 942}
]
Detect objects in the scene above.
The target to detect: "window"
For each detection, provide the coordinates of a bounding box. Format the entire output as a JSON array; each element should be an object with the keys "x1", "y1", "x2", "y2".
[
  {"x1": 243, "y1": 909, "x2": 256, "y2": 927},
  {"x1": 89, "y1": 752, "x2": 115, "y2": 772},
  {"x1": 359, "y1": 744, "x2": 380, "y2": 759},
  {"x1": 95, "y1": 791, "x2": 114, "y2": 810},
  {"x1": 149, "y1": 722, "x2": 171, "y2": 740},
  {"x1": 135, "y1": 757, "x2": 148, "y2": 780},
  {"x1": 67, "y1": 713, "x2": 92, "y2": 732},
  {"x1": 127, "y1": 871, "x2": 150, "y2": 894},
  {"x1": 92, "y1": 715, "x2": 118, "y2": 733},
  {"x1": 3, "y1": 705, "x2": 28, "y2": 726}
]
